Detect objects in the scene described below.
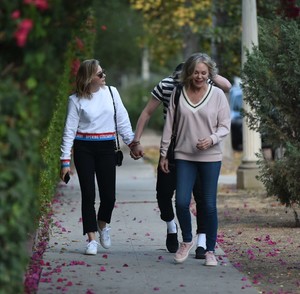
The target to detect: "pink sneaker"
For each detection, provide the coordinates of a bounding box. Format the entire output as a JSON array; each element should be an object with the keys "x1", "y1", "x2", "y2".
[
  {"x1": 174, "y1": 241, "x2": 194, "y2": 263},
  {"x1": 205, "y1": 251, "x2": 218, "y2": 266}
]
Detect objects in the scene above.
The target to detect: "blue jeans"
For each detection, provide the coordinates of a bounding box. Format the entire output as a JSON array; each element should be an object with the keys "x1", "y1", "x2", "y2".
[{"x1": 175, "y1": 160, "x2": 221, "y2": 251}]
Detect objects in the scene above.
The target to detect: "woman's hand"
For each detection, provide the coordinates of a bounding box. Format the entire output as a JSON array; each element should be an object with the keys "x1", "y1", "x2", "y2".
[
  {"x1": 60, "y1": 166, "x2": 71, "y2": 182},
  {"x1": 196, "y1": 137, "x2": 213, "y2": 150},
  {"x1": 159, "y1": 156, "x2": 170, "y2": 173},
  {"x1": 130, "y1": 144, "x2": 144, "y2": 160}
]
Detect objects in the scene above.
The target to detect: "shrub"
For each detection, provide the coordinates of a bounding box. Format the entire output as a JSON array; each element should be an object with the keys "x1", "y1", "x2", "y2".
[{"x1": 242, "y1": 16, "x2": 300, "y2": 226}]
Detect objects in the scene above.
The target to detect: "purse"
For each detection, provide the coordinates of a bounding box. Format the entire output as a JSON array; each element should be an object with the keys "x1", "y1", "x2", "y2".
[
  {"x1": 166, "y1": 84, "x2": 182, "y2": 165},
  {"x1": 108, "y1": 86, "x2": 124, "y2": 167}
]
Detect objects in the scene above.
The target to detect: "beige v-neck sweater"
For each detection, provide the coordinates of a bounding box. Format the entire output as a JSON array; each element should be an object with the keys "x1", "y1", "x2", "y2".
[{"x1": 160, "y1": 84, "x2": 231, "y2": 162}]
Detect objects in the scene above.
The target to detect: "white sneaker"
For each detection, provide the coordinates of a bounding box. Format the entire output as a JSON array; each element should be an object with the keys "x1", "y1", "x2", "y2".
[
  {"x1": 99, "y1": 227, "x2": 111, "y2": 249},
  {"x1": 85, "y1": 240, "x2": 98, "y2": 255}
]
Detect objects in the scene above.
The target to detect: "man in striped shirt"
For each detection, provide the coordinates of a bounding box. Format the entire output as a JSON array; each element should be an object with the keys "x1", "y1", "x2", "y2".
[{"x1": 131, "y1": 63, "x2": 231, "y2": 257}]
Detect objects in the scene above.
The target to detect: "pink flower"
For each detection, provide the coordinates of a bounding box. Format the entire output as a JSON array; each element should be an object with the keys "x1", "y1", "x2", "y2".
[
  {"x1": 14, "y1": 18, "x2": 34, "y2": 47},
  {"x1": 71, "y1": 59, "x2": 81, "y2": 77},
  {"x1": 23, "y1": 0, "x2": 49, "y2": 11},
  {"x1": 75, "y1": 37, "x2": 84, "y2": 50},
  {"x1": 35, "y1": 0, "x2": 49, "y2": 11},
  {"x1": 101, "y1": 25, "x2": 107, "y2": 31},
  {"x1": 246, "y1": 249, "x2": 256, "y2": 260},
  {"x1": 11, "y1": 10, "x2": 21, "y2": 19}
]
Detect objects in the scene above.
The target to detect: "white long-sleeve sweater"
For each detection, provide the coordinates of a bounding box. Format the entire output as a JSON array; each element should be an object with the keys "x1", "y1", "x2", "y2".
[
  {"x1": 160, "y1": 84, "x2": 231, "y2": 162},
  {"x1": 60, "y1": 86, "x2": 134, "y2": 161}
]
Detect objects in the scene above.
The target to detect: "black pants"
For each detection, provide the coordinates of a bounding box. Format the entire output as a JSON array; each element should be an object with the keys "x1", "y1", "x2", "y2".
[
  {"x1": 156, "y1": 163, "x2": 205, "y2": 234},
  {"x1": 73, "y1": 140, "x2": 116, "y2": 235}
]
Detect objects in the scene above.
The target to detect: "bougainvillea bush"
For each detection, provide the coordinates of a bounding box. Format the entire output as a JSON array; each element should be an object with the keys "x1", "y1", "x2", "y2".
[{"x1": 0, "y1": 1, "x2": 94, "y2": 293}]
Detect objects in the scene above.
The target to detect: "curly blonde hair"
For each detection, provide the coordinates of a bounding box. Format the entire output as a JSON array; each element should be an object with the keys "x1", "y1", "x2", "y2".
[{"x1": 181, "y1": 53, "x2": 218, "y2": 88}]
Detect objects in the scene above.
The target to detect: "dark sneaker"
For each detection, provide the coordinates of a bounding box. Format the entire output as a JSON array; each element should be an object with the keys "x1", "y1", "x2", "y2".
[
  {"x1": 195, "y1": 246, "x2": 206, "y2": 259},
  {"x1": 166, "y1": 226, "x2": 179, "y2": 253}
]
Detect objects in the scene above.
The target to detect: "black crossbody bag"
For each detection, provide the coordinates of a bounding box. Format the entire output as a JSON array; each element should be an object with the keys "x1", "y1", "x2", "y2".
[
  {"x1": 167, "y1": 84, "x2": 182, "y2": 165},
  {"x1": 108, "y1": 86, "x2": 124, "y2": 167}
]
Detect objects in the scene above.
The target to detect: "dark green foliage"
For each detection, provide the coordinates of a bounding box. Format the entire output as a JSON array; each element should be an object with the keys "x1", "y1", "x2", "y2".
[
  {"x1": 93, "y1": 0, "x2": 144, "y2": 86},
  {"x1": 0, "y1": 2, "x2": 95, "y2": 292},
  {"x1": 121, "y1": 78, "x2": 165, "y2": 131},
  {"x1": 39, "y1": 10, "x2": 97, "y2": 208},
  {"x1": 0, "y1": 79, "x2": 40, "y2": 294},
  {"x1": 242, "y1": 17, "x2": 300, "y2": 221}
]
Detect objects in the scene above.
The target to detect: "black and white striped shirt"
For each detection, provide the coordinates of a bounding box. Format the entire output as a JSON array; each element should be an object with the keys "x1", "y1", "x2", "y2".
[{"x1": 151, "y1": 77, "x2": 215, "y2": 120}]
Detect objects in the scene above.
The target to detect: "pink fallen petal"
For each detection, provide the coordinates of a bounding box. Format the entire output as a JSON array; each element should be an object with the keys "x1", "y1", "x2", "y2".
[
  {"x1": 123, "y1": 264, "x2": 129, "y2": 267},
  {"x1": 40, "y1": 278, "x2": 52, "y2": 283},
  {"x1": 69, "y1": 260, "x2": 86, "y2": 266},
  {"x1": 100, "y1": 266, "x2": 106, "y2": 271}
]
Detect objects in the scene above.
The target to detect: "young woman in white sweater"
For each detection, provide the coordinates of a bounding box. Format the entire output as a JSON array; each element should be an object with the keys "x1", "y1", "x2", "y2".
[
  {"x1": 60, "y1": 59, "x2": 140, "y2": 255},
  {"x1": 160, "y1": 53, "x2": 231, "y2": 266}
]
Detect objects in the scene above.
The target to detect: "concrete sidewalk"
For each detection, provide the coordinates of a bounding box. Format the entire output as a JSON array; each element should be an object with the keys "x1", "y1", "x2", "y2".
[{"x1": 37, "y1": 132, "x2": 257, "y2": 294}]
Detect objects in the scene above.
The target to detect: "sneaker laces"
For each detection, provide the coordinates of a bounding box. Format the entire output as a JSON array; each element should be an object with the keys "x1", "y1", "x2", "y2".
[
  {"x1": 206, "y1": 251, "x2": 216, "y2": 261},
  {"x1": 100, "y1": 227, "x2": 111, "y2": 240},
  {"x1": 87, "y1": 240, "x2": 99, "y2": 248},
  {"x1": 177, "y1": 242, "x2": 190, "y2": 254}
]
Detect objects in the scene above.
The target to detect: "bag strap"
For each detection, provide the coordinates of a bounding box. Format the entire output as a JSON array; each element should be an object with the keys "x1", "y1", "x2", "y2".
[
  {"x1": 171, "y1": 84, "x2": 182, "y2": 137},
  {"x1": 108, "y1": 86, "x2": 120, "y2": 150}
]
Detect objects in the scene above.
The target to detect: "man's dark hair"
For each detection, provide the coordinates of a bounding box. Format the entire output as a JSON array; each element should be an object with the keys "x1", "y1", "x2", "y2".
[{"x1": 172, "y1": 62, "x2": 184, "y2": 81}]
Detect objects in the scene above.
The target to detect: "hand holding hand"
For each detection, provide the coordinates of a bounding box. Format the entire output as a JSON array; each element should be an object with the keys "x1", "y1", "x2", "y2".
[{"x1": 130, "y1": 143, "x2": 144, "y2": 160}]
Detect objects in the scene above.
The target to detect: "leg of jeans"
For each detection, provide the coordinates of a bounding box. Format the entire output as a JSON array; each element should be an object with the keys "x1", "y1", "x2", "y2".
[
  {"x1": 156, "y1": 164, "x2": 176, "y2": 222},
  {"x1": 197, "y1": 161, "x2": 221, "y2": 252},
  {"x1": 192, "y1": 173, "x2": 205, "y2": 234},
  {"x1": 73, "y1": 141, "x2": 97, "y2": 235},
  {"x1": 176, "y1": 160, "x2": 197, "y2": 242}
]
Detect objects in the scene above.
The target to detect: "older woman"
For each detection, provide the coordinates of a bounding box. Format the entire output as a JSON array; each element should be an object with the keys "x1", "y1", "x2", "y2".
[{"x1": 160, "y1": 53, "x2": 231, "y2": 266}]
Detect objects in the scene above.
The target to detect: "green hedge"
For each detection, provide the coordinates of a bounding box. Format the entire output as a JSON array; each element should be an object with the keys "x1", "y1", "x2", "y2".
[
  {"x1": 0, "y1": 78, "x2": 40, "y2": 293},
  {"x1": 23, "y1": 10, "x2": 97, "y2": 294},
  {"x1": 0, "y1": 8, "x2": 96, "y2": 294}
]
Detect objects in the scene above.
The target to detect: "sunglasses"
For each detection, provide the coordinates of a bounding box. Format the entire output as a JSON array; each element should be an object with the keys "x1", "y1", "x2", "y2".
[{"x1": 96, "y1": 69, "x2": 105, "y2": 78}]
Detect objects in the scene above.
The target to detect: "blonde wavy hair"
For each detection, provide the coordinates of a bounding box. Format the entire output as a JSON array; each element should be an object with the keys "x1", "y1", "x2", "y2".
[
  {"x1": 75, "y1": 59, "x2": 99, "y2": 98},
  {"x1": 181, "y1": 53, "x2": 218, "y2": 89}
]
